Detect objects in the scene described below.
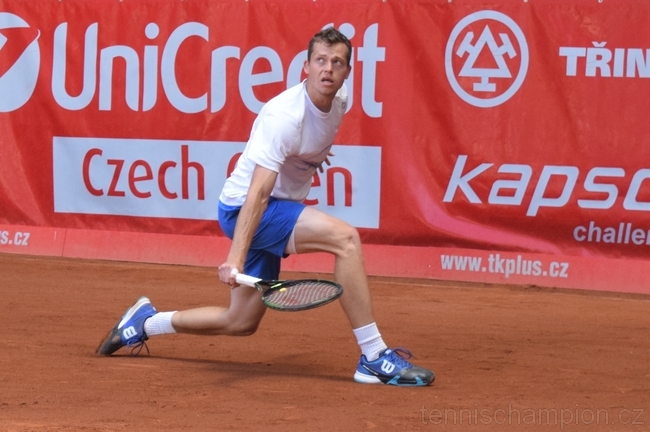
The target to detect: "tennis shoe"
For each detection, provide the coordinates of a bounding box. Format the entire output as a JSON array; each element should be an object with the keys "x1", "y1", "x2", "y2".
[
  {"x1": 96, "y1": 297, "x2": 156, "y2": 356},
  {"x1": 354, "y1": 348, "x2": 434, "y2": 386}
]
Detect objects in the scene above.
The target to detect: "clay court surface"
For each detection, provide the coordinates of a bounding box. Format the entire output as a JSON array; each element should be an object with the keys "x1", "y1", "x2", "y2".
[{"x1": 1, "y1": 253, "x2": 649, "y2": 431}]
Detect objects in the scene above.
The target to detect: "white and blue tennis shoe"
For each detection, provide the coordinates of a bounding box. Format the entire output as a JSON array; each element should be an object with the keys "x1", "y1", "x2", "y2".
[
  {"x1": 96, "y1": 297, "x2": 156, "y2": 356},
  {"x1": 354, "y1": 348, "x2": 435, "y2": 386}
]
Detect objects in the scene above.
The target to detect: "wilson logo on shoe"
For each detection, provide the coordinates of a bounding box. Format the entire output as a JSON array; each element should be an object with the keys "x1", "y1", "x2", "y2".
[
  {"x1": 122, "y1": 326, "x2": 138, "y2": 339},
  {"x1": 380, "y1": 360, "x2": 396, "y2": 374}
]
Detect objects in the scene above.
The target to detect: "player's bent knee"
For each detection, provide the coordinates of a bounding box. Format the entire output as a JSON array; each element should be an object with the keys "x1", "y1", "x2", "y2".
[
  {"x1": 225, "y1": 317, "x2": 262, "y2": 336},
  {"x1": 338, "y1": 227, "x2": 363, "y2": 256},
  {"x1": 229, "y1": 326, "x2": 259, "y2": 337}
]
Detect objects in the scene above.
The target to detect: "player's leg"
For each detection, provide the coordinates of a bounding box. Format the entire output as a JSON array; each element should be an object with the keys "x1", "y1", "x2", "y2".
[
  {"x1": 290, "y1": 206, "x2": 375, "y2": 328},
  {"x1": 290, "y1": 206, "x2": 435, "y2": 386},
  {"x1": 169, "y1": 285, "x2": 267, "y2": 336},
  {"x1": 149, "y1": 246, "x2": 282, "y2": 337},
  {"x1": 96, "y1": 200, "x2": 294, "y2": 355},
  {"x1": 96, "y1": 259, "x2": 270, "y2": 355},
  {"x1": 167, "y1": 201, "x2": 292, "y2": 336}
]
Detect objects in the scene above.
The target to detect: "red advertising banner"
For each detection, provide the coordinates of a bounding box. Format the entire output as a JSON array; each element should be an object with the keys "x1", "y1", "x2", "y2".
[{"x1": 1, "y1": 0, "x2": 649, "y2": 292}]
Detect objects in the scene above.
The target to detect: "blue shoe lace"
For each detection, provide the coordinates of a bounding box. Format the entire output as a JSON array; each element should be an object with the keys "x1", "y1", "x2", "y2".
[{"x1": 383, "y1": 348, "x2": 416, "y2": 370}]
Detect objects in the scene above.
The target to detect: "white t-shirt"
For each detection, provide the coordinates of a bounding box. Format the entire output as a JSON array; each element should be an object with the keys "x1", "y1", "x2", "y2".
[{"x1": 219, "y1": 81, "x2": 348, "y2": 206}]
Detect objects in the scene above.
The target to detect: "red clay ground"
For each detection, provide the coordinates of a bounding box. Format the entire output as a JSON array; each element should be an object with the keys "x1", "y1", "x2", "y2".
[{"x1": 1, "y1": 253, "x2": 649, "y2": 431}]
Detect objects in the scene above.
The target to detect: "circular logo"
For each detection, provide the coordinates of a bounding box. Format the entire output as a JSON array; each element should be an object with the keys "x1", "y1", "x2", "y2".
[
  {"x1": 0, "y1": 12, "x2": 41, "y2": 112},
  {"x1": 445, "y1": 11, "x2": 528, "y2": 108}
]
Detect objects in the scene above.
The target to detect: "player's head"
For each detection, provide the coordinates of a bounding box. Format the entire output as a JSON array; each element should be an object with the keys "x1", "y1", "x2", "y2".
[
  {"x1": 307, "y1": 27, "x2": 352, "y2": 67},
  {"x1": 303, "y1": 27, "x2": 352, "y2": 108}
]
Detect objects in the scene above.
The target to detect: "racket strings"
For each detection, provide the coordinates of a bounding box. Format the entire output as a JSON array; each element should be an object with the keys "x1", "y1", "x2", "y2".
[{"x1": 264, "y1": 281, "x2": 340, "y2": 308}]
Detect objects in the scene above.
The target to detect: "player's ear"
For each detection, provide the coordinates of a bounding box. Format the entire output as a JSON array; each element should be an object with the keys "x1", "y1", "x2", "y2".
[{"x1": 303, "y1": 59, "x2": 309, "y2": 75}]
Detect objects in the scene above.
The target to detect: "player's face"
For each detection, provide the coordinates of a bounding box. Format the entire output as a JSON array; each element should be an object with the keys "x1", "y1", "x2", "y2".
[{"x1": 303, "y1": 41, "x2": 351, "y2": 109}]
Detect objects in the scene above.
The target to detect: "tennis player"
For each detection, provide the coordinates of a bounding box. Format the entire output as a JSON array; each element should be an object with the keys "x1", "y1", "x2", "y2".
[{"x1": 97, "y1": 27, "x2": 434, "y2": 387}]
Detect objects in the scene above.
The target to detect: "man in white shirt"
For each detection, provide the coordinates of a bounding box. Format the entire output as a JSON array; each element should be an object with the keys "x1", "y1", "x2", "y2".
[{"x1": 97, "y1": 27, "x2": 434, "y2": 387}]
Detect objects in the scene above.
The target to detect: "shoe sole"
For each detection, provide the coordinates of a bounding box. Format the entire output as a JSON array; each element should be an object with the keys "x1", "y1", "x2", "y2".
[
  {"x1": 353, "y1": 371, "x2": 435, "y2": 386},
  {"x1": 354, "y1": 371, "x2": 382, "y2": 384},
  {"x1": 96, "y1": 297, "x2": 151, "y2": 356}
]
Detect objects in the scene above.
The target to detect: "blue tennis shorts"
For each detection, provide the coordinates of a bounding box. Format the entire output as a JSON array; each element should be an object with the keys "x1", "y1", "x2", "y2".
[{"x1": 218, "y1": 198, "x2": 305, "y2": 280}]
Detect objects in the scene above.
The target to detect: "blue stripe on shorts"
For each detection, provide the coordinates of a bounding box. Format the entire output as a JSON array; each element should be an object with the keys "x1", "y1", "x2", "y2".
[{"x1": 218, "y1": 198, "x2": 305, "y2": 280}]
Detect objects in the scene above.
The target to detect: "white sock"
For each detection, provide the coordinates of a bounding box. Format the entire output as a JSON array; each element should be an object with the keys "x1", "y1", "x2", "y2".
[
  {"x1": 143, "y1": 311, "x2": 177, "y2": 337},
  {"x1": 353, "y1": 322, "x2": 388, "y2": 361}
]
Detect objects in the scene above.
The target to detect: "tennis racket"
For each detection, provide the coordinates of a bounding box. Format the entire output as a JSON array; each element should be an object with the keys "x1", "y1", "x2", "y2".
[{"x1": 234, "y1": 272, "x2": 343, "y2": 311}]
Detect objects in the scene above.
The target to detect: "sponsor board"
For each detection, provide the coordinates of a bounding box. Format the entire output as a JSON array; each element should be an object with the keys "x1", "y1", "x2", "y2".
[
  {"x1": 53, "y1": 137, "x2": 381, "y2": 227},
  {"x1": 2, "y1": 2, "x2": 650, "y2": 293}
]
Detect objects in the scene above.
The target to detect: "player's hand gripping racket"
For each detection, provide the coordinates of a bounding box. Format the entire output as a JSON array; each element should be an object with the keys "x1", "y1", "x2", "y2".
[{"x1": 233, "y1": 271, "x2": 343, "y2": 311}]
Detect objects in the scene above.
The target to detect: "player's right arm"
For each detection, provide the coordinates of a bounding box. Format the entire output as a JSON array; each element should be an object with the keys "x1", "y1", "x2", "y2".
[{"x1": 218, "y1": 164, "x2": 278, "y2": 286}]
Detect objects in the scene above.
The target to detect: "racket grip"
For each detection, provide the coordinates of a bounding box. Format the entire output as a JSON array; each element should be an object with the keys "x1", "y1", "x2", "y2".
[{"x1": 235, "y1": 273, "x2": 262, "y2": 287}]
